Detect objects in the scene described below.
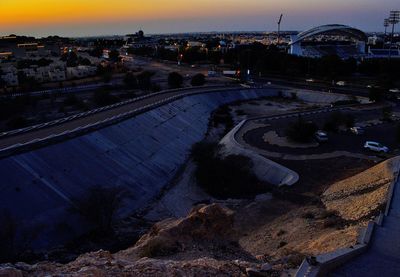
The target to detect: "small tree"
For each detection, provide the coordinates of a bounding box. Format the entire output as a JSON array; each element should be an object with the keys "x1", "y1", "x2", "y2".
[
  {"x1": 368, "y1": 87, "x2": 384, "y2": 102},
  {"x1": 0, "y1": 210, "x2": 17, "y2": 262},
  {"x1": 108, "y1": 50, "x2": 120, "y2": 62},
  {"x1": 72, "y1": 186, "x2": 127, "y2": 235},
  {"x1": 396, "y1": 124, "x2": 400, "y2": 143},
  {"x1": 191, "y1": 73, "x2": 206, "y2": 86},
  {"x1": 93, "y1": 88, "x2": 118, "y2": 106},
  {"x1": 286, "y1": 117, "x2": 318, "y2": 143},
  {"x1": 382, "y1": 106, "x2": 393, "y2": 122},
  {"x1": 168, "y1": 72, "x2": 183, "y2": 89},
  {"x1": 137, "y1": 71, "x2": 154, "y2": 91},
  {"x1": 123, "y1": 72, "x2": 138, "y2": 89}
]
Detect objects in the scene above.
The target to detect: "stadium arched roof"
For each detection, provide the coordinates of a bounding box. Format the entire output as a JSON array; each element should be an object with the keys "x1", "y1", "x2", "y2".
[{"x1": 290, "y1": 24, "x2": 367, "y2": 45}]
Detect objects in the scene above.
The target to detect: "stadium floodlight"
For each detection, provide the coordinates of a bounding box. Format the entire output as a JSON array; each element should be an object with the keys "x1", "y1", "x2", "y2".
[
  {"x1": 384, "y1": 18, "x2": 390, "y2": 41},
  {"x1": 388, "y1": 11, "x2": 400, "y2": 24},
  {"x1": 388, "y1": 11, "x2": 400, "y2": 58}
]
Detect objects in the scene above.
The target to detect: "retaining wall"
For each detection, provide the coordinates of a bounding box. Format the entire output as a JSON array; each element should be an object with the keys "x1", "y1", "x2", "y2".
[{"x1": 0, "y1": 88, "x2": 279, "y2": 248}]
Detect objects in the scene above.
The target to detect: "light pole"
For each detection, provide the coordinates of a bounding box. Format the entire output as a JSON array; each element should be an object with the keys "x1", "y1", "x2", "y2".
[
  {"x1": 384, "y1": 18, "x2": 390, "y2": 46},
  {"x1": 388, "y1": 11, "x2": 400, "y2": 59}
]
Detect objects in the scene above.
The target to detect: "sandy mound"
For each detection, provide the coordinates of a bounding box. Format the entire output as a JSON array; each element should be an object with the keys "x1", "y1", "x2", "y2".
[{"x1": 322, "y1": 157, "x2": 400, "y2": 221}]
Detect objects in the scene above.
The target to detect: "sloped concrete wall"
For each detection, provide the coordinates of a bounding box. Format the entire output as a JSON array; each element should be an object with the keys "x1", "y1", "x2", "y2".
[{"x1": 0, "y1": 88, "x2": 278, "y2": 248}]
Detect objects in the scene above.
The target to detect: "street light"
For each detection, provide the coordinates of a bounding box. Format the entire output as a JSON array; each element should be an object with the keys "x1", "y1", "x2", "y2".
[
  {"x1": 384, "y1": 18, "x2": 390, "y2": 37},
  {"x1": 388, "y1": 11, "x2": 400, "y2": 57}
]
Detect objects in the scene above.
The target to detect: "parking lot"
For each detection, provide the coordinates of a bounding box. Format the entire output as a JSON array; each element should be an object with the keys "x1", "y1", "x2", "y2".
[{"x1": 243, "y1": 108, "x2": 399, "y2": 156}]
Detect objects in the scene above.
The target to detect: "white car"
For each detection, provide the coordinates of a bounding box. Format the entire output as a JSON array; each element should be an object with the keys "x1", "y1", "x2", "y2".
[
  {"x1": 315, "y1": 131, "x2": 328, "y2": 142},
  {"x1": 336, "y1": 81, "x2": 346, "y2": 86},
  {"x1": 364, "y1": 141, "x2": 389, "y2": 153}
]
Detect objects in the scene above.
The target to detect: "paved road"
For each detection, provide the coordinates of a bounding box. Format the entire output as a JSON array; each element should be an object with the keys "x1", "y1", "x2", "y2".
[
  {"x1": 242, "y1": 107, "x2": 398, "y2": 157},
  {"x1": 0, "y1": 86, "x2": 238, "y2": 151},
  {"x1": 332, "y1": 176, "x2": 400, "y2": 276}
]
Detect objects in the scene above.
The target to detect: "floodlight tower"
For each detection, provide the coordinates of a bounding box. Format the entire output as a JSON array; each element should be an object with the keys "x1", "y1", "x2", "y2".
[
  {"x1": 384, "y1": 18, "x2": 390, "y2": 36},
  {"x1": 388, "y1": 11, "x2": 400, "y2": 58},
  {"x1": 277, "y1": 14, "x2": 283, "y2": 44}
]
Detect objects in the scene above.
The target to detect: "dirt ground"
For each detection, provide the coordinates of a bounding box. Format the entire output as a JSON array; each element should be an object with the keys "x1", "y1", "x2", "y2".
[{"x1": 234, "y1": 157, "x2": 396, "y2": 260}]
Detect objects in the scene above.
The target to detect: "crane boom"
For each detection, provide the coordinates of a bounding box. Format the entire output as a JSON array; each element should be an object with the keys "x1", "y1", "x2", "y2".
[{"x1": 278, "y1": 14, "x2": 283, "y2": 25}]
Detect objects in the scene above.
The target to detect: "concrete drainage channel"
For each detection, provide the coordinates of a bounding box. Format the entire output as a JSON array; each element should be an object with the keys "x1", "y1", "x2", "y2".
[
  {"x1": 0, "y1": 87, "x2": 371, "y2": 249},
  {"x1": 0, "y1": 87, "x2": 284, "y2": 249}
]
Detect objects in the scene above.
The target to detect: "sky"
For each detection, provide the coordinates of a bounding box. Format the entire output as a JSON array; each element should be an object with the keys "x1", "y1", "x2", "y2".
[{"x1": 0, "y1": 0, "x2": 398, "y2": 37}]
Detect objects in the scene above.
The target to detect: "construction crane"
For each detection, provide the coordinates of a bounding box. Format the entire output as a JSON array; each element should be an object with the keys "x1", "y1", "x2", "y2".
[{"x1": 277, "y1": 14, "x2": 283, "y2": 45}]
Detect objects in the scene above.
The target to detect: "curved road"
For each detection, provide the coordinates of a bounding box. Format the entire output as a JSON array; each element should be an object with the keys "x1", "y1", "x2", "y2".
[{"x1": 0, "y1": 85, "x2": 241, "y2": 152}]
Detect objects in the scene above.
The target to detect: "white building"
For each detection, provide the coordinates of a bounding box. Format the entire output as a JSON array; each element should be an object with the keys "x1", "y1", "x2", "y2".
[{"x1": 0, "y1": 66, "x2": 18, "y2": 86}]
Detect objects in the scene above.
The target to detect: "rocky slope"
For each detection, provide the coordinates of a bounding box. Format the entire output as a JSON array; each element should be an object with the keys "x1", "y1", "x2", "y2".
[{"x1": 0, "y1": 204, "x2": 288, "y2": 277}]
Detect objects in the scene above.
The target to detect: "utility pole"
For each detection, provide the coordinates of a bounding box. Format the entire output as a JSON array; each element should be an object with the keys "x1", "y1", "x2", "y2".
[{"x1": 277, "y1": 14, "x2": 283, "y2": 45}]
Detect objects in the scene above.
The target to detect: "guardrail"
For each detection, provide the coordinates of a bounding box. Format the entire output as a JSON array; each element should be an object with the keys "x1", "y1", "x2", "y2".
[
  {"x1": 0, "y1": 85, "x2": 234, "y2": 140},
  {"x1": 295, "y1": 159, "x2": 400, "y2": 277},
  {"x1": 0, "y1": 85, "x2": 246, "y2": 159}
]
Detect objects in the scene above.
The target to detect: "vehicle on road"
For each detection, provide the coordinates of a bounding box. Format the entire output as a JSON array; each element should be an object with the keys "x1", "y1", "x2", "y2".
[
  {"x1": 364, "y1": 141, "x2": 389, "y2": 153},
  {"x1": 350, "y1": 127, "x2": 365, "y2": 135},
  {"x1": 336, "y1": 81, "x2": 346, "y2": 87},
  {"x1": 306, "y1": 78, "x2": 315, "y2": 83},
  {"x1": 315, "y1": 130, "x2": 328, "y2": 142}
]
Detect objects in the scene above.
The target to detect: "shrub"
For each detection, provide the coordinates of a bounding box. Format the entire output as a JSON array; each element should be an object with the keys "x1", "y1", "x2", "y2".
[
  {"x1": 137, "y1": 71, "x2": 155, "y2": 91},
  {"x1": 6, "y1": 116, "x2": 29, "y2": 130},
  {"x1": 323, "y1": 217, "x2": 341, "y2": 228},
  {"x1": 0, "y1": 210, "x2": 17, "y2": 262},
  {"x1": 191, "y1": 142, "x2": 264, "y2": 198},
  {"x1": 210, "y1": 105, "x2": 234, "y2": 134},
  {"x1": 302, "y1": 212, "x2": 315, "y2": 219},
  {"x1": 191, "y1": 73, "x2": 206, "y2": 86},
  {"x1": 123, "y1": 72, "x2": 138, "y2": 89},
  {"x1": 382, "y1": 106, "x2": 393, "y2": 122},
  {"x1": 323, "y1": 112, "x2": 355, "y2": 132},
  {"x1": 63, "y1": 94, "x2": 80, "y2": 106},
  {"x1": 276, "y1": 229, "x2": 286, "y2": 237},
  {"x1": 71, "y1": 186, "x2": 128, "y2": 235},
  {"x1": 168, "y1": 72, "x2": 183, "y2": 89},
  {"x1": 93, "y1": 88, "x2": 118, "y2": 106},
  {"x1": 278, "y1": 241, "x2": 287, "y2": 248},
  {"x1": 286, "y1": 117, "x2": 318, "y2": 143}
]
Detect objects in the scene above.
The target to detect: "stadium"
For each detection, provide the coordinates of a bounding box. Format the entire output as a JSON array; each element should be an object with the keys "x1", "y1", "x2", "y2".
[{"x1": 289, "y1": 24, "x2": 367, "y2": 59}]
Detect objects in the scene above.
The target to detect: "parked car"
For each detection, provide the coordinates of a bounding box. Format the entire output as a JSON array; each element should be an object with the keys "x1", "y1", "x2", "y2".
[
  {"x1": 350, "y1": 127, "x2": 365, "y2": 135},
  {"x1": 336, "y1": 81, "x2": 346, "y2": 86},
  {"x1": 315, "y1": 130, "x2": 328, "y2": 142},
  {"x1": 364, "y1": 141, "x2": 389, "y2": 153}
]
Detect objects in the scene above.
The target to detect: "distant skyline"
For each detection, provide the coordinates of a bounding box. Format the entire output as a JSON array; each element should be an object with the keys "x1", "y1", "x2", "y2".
[{"x1": 0, "y1": 0, "x2": 399, "y2": 37}]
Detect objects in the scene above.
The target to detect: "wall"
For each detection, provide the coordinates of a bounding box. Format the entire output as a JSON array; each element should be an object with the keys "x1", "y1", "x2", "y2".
[{"x1": 0, "y1": 88, "x2": 278, "y2": 248}]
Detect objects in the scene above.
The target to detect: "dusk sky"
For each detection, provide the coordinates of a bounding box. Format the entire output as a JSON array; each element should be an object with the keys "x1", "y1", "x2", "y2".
[{"x1": 0, "y1": 0, "x2": 398, "y2": 37}]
